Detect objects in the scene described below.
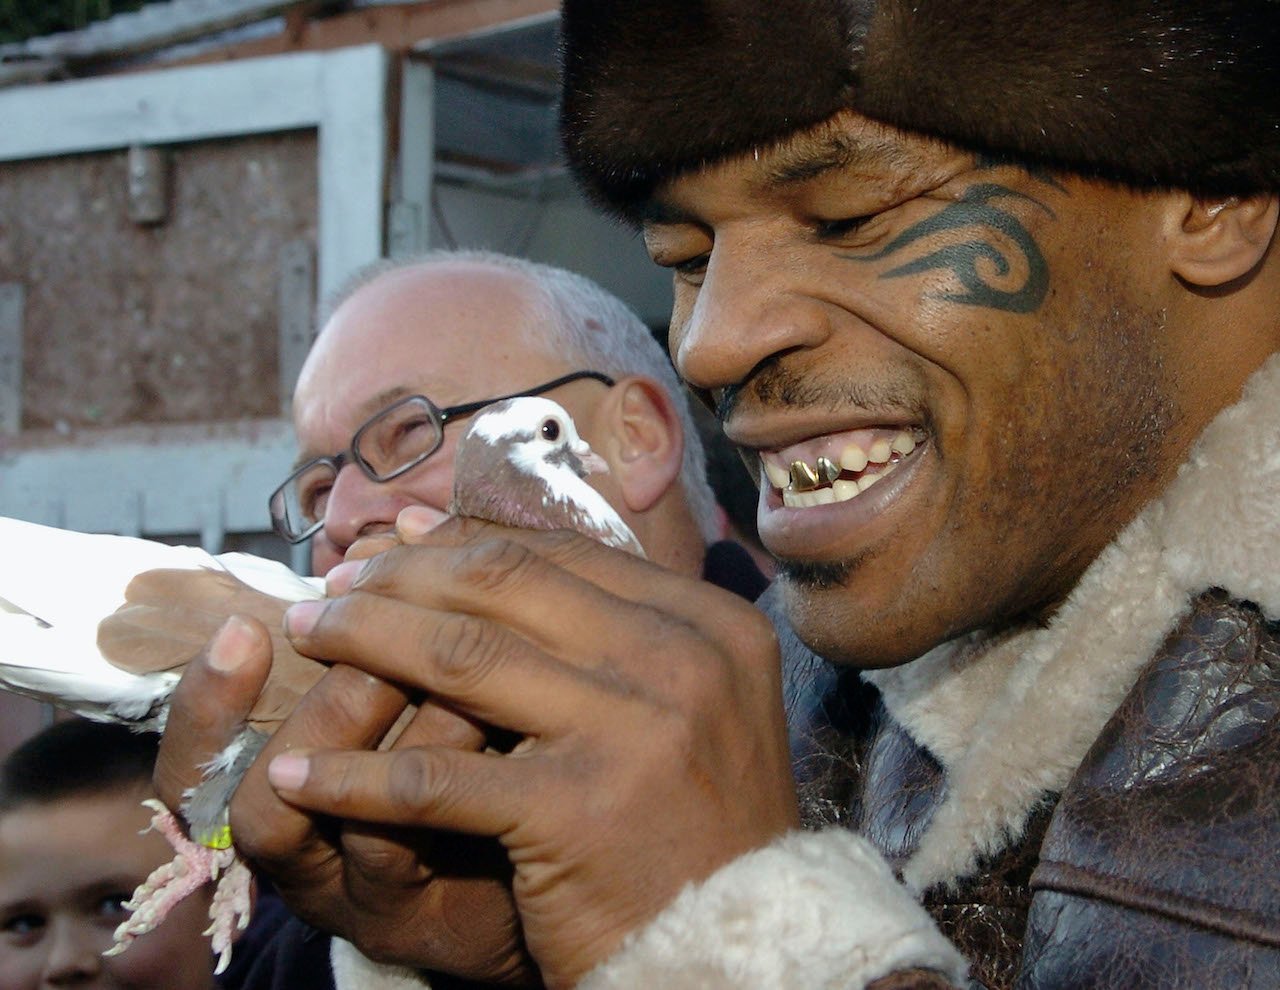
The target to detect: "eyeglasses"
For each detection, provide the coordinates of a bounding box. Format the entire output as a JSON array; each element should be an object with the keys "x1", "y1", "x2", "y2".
[{"x1": 269, "y1": 369, "x2": 616, "y2": 543}]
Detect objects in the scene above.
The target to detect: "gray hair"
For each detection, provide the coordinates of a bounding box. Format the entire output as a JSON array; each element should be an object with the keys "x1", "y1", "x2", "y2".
[{"x1": 323, "y1": 250, "x2": 720, "y2": 542}]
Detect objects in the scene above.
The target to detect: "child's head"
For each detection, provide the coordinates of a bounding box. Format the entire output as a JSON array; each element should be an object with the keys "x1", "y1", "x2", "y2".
[{"x1": 0, "y1": 719, "x2": 215, "y2": 990}]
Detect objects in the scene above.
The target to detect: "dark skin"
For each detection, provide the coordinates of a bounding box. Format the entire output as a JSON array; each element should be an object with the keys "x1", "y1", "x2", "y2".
[
  {"x1": 645, "y1": 113, "x2": 1275, "y2": 666},
  {"x1": 157, "y1": 516, "x2": 796, "y2": 990},
  {"x1": 153, "y1": 539, "x2": 537, "y2": 987},
  {"x1": 157, "y1": 110, "x2": 1280, "y2": 985}
]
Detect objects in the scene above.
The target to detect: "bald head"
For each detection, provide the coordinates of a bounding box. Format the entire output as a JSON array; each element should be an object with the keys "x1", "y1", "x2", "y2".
[{"x1": 288, "y1": 253, "x2": 715, "y2": 577}]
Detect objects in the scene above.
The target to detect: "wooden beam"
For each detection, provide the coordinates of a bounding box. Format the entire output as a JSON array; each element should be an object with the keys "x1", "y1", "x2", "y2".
[{"x1": 158, "y1": 0, "x2": 558, "y2": 67}]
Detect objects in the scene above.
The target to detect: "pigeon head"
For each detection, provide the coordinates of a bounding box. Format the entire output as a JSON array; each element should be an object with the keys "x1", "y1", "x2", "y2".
[
  {"x1": 451, "y1": 396, "x2": 645, "y2": 556},
  {"x1": 467, "y1": 396, "x2": 608, "y2": 480}
]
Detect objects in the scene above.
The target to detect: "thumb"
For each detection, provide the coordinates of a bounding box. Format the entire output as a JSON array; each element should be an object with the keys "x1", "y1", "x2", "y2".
[{"x1": 154, "y1": 615, "x2": 272, "y2": 815}]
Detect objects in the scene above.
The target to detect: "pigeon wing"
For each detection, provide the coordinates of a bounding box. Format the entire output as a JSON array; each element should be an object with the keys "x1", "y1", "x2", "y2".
[{"x1": 0, "y1": 516, "x2": 322, "y2": 728}]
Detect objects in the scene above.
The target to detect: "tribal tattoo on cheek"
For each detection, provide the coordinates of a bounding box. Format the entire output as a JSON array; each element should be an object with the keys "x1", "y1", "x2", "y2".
[{"x1": 841, "y1": 181, "x2": 1057, "y2": 314}]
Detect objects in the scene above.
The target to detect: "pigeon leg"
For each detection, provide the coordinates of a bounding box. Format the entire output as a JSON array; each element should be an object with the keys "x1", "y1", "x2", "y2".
[
  {"x1": 205, "y1": 853, "x2": 253, "y2": 973},
  {"x1": 107, "y1": 799, "x2": 250, "y2": 974}
]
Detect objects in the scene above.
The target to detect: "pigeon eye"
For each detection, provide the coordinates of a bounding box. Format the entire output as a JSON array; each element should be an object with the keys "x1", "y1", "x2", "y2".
[{"x1": 540, "y1": 418, "x2": 561, "y2": 441}]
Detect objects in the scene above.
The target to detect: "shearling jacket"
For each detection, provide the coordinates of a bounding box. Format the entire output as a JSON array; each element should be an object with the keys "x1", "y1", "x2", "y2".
[{"x1": 579, "y1": 353, "x2": 1280, "y2": 990}]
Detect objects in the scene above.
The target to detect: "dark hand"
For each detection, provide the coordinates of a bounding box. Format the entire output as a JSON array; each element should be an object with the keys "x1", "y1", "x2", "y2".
[
  {"x1": 155, "y1": 616, "x2": 537, "y2": 986},
  {"x1": 268, "y1": 516, "x2": 798, "y2": 990}
]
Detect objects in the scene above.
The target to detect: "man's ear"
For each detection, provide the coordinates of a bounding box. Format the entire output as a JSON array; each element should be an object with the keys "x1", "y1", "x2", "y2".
[
  {"x1": 1166, "y1": 192, "x2": 1279, "y2": 287},
  {"x1": 601, "y1": 376, "x2": 685, "y2": 514}
]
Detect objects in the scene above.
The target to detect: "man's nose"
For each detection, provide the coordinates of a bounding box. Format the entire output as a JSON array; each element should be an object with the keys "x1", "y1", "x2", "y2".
[
  {"x1": 672, "y1": 235, "x2": 834, "y2": 394},
  {"x1": 320, "y1": 461, "x2": 454, "y2": 555},
  {"x1": 321, "y1": 462, "x2": 413, "y2": 553},
  {"x1": 42, "y1": 915, "x2": 103, "y2": 984}
]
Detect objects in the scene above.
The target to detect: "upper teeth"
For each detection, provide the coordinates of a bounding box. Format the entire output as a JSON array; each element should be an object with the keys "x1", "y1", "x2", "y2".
[
  {"x1": 766, "y1": 429, "x2": 919, "y2": 507},
  {"x1": 788, "y1": 460, "x2": 820, "y2": 491},
  {"x1": 788, "y1": 456, "x2": 841, "y2": 492}
]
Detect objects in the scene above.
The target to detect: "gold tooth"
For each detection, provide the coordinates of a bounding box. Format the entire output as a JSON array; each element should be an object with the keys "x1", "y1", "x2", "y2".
[
  {"x1": 816, "y1": 456, "x2": 841, "y2": 486},
  {"x1": 788, "y1": 460, "x2": 821, "y2": 492}
]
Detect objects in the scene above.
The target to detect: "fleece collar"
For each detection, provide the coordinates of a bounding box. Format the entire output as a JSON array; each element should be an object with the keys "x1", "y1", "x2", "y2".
[{"x1": 864, "y1": 352, "x2": 1280, "y2": 893}]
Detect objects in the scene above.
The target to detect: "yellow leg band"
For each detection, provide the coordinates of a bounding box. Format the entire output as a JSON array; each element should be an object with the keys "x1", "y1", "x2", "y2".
[{"x1": 195, "y1": 821, "x2": 234, "y2": 851}]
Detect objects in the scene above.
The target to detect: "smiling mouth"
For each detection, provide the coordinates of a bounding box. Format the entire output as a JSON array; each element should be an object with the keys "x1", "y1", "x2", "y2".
[{"x1": 760, "y1": 428, "x2": 923, "y2": 508}]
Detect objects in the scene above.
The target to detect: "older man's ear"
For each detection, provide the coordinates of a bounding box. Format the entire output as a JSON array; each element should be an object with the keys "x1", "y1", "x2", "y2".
[
  {"x1": 1165, "y1": 192, "x2": 1279, "y2": 287},
  {"x1": 599, "y1": 376, "x2": 686, "y2": 516}
]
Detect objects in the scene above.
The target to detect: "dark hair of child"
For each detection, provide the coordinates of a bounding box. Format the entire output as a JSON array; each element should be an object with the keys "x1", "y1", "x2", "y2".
[{"x1": 0, "y1": 719, "x2": 159, "y2": 813}]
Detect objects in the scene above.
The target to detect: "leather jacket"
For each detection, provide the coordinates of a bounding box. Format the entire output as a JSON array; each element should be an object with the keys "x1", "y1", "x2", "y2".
[{"x1": 784, "y1": 588, "x2": 1280, "y2": 989}]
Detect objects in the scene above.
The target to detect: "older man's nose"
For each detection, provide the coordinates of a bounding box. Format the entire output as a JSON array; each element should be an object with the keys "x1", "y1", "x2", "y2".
[{"x1": 321, "y1": 464, "x2": 410, "y2": 553}]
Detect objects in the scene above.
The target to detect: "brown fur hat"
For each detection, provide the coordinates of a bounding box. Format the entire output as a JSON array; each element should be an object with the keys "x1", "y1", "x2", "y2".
[{"x1": 560, "y1": 0, "x2": 1280, "y2": 218}]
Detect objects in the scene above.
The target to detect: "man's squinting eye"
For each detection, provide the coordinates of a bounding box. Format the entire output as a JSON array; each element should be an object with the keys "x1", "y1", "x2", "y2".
[
  {"x1": 642, "y1": 226, "x2": 710, "y2": 280},
  {"x1": 304, "y1": 482, "x2": 333, "y2": 518},
  {"x1": 815, "y1": 215, "x2": 873, "y2": 240},
  {"x1": 672, "y1": 253, "x2": 710, "y2": 278}
]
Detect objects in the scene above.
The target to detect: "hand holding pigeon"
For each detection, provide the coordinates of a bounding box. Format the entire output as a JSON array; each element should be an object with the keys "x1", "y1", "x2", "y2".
[
  {"x1": 0, "y1": 518, "x2": 324, "y2": 969},
  {"x1": 0, "y1": 395, "x2": 639, "y2": 973}
]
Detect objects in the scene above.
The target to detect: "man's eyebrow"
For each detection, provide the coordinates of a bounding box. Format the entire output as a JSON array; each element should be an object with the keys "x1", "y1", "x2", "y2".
[
  {"x1": 637, "y1": 133, "x2": 930, "y2": 224},
  {"x1": 289, "y1": 384, "x2": 418, "y2": 470},
  {"x1": 362, "y1": 385, "x2": 415, "y2": 415},
  {"x1": 763, "y1": 132, "x2": 916, "y2": 187},
  {"x1": 635, "y1": 198, "x2": 696, "y2": 226}
]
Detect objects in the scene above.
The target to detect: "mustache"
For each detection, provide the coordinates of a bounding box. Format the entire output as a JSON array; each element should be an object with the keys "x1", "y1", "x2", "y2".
[{"x1": 717, "y1": 359, "x2": 930, "y2": 427}]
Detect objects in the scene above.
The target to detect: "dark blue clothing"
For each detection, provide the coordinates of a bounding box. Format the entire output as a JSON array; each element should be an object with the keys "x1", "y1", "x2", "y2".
[{"x1": 217, "y1": 882, "x2": 336, "y2": 990}]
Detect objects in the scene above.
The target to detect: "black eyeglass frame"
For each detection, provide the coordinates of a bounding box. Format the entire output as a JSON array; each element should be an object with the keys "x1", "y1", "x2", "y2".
[{"x1": 270, "y1": 369, "x2": 616, "y2": 544}]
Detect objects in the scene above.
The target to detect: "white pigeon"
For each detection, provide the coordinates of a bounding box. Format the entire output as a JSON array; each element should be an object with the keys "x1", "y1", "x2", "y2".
[{"x1": 0, "y1": 396, "x2": 640, "y2": 971}]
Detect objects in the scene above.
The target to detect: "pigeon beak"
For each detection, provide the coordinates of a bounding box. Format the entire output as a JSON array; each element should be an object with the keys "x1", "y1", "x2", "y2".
[{"x1": 575, "y1": 444, "x2": 609, "y2": 476}]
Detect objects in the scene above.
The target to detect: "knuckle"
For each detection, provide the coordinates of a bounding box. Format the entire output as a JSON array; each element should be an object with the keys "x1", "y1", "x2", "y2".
[
  {"x1": 386, "y1": 750, "x2": 440, "y2": 815},
  {"x1": 427, "y1": 613, "x2": 507, "y2": 690},
  {"x1": 657, "y1": 622, "x2": 734, "y2": 702},
  {"x1": 452, "y1": 537, "x2": 541, "y2": 597}
]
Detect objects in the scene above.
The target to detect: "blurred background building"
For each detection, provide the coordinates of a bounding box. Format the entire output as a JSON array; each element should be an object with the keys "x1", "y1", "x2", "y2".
[{"x1": 0, "y1": 0, "x2": 680, "y2": 752}]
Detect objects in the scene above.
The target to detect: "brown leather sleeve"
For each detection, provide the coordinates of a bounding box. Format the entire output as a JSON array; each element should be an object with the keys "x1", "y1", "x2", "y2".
[
  {"x1": 1024, "y1": 591, "x2": 1280, "y2": 986},
  {"x1": 1022, "y1": 890, "x2": 1280, "y2": 987}
]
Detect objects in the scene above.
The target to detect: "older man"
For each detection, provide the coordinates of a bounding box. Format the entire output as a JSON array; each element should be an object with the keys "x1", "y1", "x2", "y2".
[
  {"x1": 167, "y1": 3, "x2": 1279, "y2": 988},
  {"x1": 276, "y1": 249, "x2": 722, "y2": 579}
]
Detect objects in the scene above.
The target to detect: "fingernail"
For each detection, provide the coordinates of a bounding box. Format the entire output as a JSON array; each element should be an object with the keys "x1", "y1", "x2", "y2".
[
  {"x1": 283, "y1": 600, "x2": 325, "y2": 639},
  {"x1": 208, "y1": 616, "x2": 253, "y2": 672},
  {"x1": 397, "y1": 505, "x2": 439, "y2": 539},
  {"x1": 325, "y1": 559, "x2": 366, "y2": 596},
  {"x1": 268, "y1": 754, "x2": 310, "y2": 791}
]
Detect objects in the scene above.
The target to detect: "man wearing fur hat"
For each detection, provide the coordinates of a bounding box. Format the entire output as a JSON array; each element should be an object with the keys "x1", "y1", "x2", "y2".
[{"x1": 159, "y1": 2, "x2": 1280, "y2": 988}]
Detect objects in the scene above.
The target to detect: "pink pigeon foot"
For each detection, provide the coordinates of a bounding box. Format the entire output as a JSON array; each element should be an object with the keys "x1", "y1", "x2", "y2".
[
  {"x1": 107, "y1": 799, "x2": 252, "y2": 974},
  {"x1": 205, "y1": 853, "x2": 253, "y2": 973}
]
